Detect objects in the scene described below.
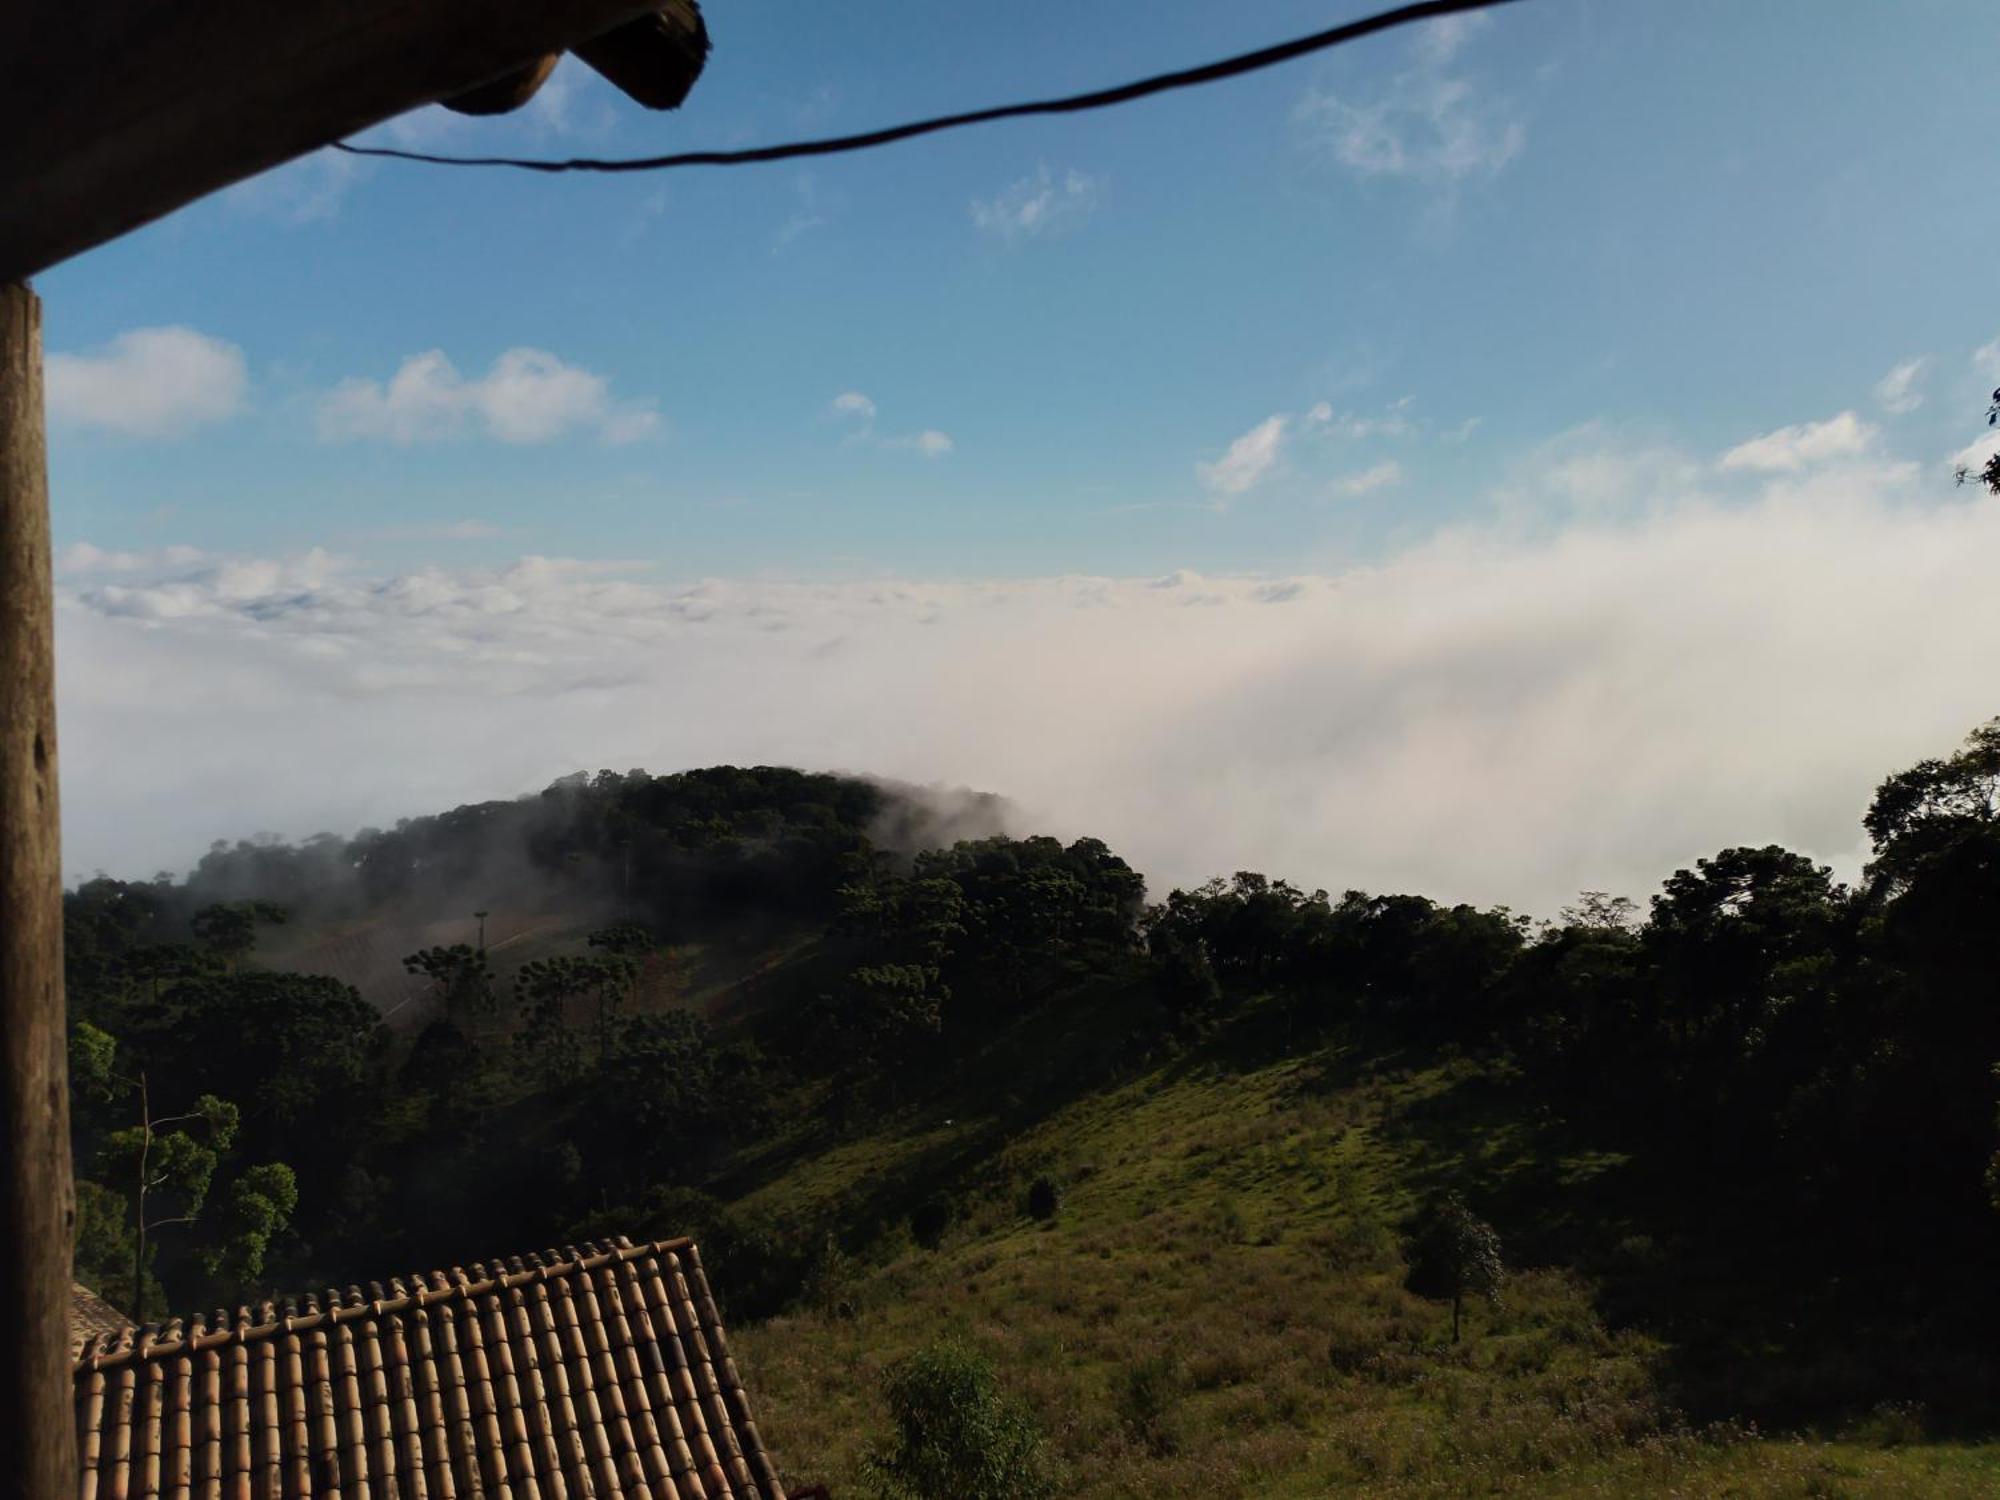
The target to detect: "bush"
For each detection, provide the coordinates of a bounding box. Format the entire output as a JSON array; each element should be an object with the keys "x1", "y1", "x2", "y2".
[
  {"x1": 911, "y1": 1195, "x2": 952, "y2": 1250},
  {"x1": 801, "y1": 1232, "x2": 857, "y2": 1320},
  {"x1": 863, "y1": 1341, "x2": 1057, "y2": 1500},
  {"x1": 1026, "y1": 1176, "x2": 1061, "y2": 1222},
  {"x1": 1847, "y1": 1400, "x2": 1928, "y2": 1449},
  {"x1": 1116, "y1": 1356, "x2": 1181, "y2": 1456}
]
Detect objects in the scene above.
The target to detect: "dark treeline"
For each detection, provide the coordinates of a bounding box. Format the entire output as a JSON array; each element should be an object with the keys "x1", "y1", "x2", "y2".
[
  {"x1": 61, "y1": 726, "x2": 2000, "y2": 1427},
  {"x1": 106, "y1": 763, "x2": 898, "y2": 936}
]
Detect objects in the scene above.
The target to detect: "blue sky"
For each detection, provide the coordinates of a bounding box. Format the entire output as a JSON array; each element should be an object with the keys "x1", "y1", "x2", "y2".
[{"x1": 37, "y1": 1, "x2": 2000, "y2": 906}]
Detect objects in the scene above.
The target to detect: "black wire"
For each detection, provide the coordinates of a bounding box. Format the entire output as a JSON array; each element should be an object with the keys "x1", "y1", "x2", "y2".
[{"x1": 333, "y1": 0, "x2": 1522, "y2": 174}]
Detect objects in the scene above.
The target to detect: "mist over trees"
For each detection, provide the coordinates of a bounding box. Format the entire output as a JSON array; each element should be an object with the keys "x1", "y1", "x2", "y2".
[{"x1": 59, "y1": 726, "x2": 2000, "y2": 1425}]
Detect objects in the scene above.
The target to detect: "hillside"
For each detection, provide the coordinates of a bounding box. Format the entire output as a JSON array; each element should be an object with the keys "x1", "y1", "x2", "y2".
[
  {"x1": 733, "y1": 1049, "x2": 2000, "y2": 1497},
  {"x1": 59, "y1": 725, "x2": 2000, "y2": 1495}
]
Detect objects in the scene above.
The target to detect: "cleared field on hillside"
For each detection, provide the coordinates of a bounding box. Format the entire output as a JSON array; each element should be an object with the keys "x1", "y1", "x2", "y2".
[{"x1": 728, "y1": 1056, "x2": 2000, "y2": 1498}]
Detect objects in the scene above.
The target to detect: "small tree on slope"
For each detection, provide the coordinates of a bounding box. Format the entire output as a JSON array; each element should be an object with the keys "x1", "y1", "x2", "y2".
[{"x1": 1404, "y1": 1192, "x2": 1505, "y2": 1344}]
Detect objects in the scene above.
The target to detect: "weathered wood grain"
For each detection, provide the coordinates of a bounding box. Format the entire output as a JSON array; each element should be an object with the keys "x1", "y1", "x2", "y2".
[{"x1": 0, "y1": 279, "x2": 73, "y2": 1500}]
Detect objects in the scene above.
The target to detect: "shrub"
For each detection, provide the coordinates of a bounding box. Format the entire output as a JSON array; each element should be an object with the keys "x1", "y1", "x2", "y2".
[
  {"x1": 911, "y1": 1194, "x2": 952, "y2": 1250},
  {"x1": 1026, "y1": 1175, "x2": 1061, "y2": 1222},
  {"x1": 1847, "y1": 1400, "x2": 1928, "y2": 1449},
  {"x1": 863, "y1": 1341, "x2": 1057, "y2": 1500},
  {"x1": 1116, "y1": 1356, "x2": 1181, "y2": 1456},
  {"x1": 801, "y1": 1232, "x2": 857, "y2": 1320}
]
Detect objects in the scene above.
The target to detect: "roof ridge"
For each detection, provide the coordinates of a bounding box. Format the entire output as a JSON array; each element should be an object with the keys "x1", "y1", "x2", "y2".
[{"x1": 72, "y1": 1232, "x2": 691, "y2": 1371}]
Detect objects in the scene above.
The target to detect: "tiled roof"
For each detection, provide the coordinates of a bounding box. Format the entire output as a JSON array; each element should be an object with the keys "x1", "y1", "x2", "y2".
[
  {"x1": 71, "y1": 1236, "x2": 787, "y2": 1500},
  {"x1": 71, "y1": 1283, "x2": 134, "y2": 1360}
]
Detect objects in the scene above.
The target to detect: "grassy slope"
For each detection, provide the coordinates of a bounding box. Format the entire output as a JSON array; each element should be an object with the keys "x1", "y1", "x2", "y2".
[{"x1": 726, "y1": 1050, "x2": 2000, "y2": 1498}]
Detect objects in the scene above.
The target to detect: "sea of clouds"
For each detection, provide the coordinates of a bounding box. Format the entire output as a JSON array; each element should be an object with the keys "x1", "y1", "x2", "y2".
[{"x1": 54, "y1": 428, "x2": 2000, "y2": 918}]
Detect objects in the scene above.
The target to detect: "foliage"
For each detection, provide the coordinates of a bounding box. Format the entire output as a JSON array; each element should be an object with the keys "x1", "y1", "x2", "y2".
[
  {"x1": 72, "y1": 1179, "x2": 146, "y2": 1313},
  {"x1": 1404, "y1": 1192, "x2": 1506, "y2": 1342},
  {"x1": 199, "y1": 1162, "x2": 299, "y2": 1289},
  {"x1": 802, "y1": 1233, "x2": 857, "y2": 1321},
  {"x1": 98, "y1": 1093, "x2": 239, "y2": 1220},
  {"x1": 515, "y1": 952, "x2": 635, "y2": 1069},
  {"x1": 1954, "y1": 388, "x2": 2000, "y2": 493},
  {"x1": 52, "y1": 729, "x2": 2000, "y2": 1470},
  {"x1": 910, "y1": 1195, "x2": 952, "y2": 1250},
  {"x1": 587, "y1": 921, "x2": 657, "y2": 957},
  {"x1": 1115, "y1": 1356, "x2": 1182, "y2": 1456},
  {"x1": 403, "y1": 943, "x2": 496, "y2": 1023},
  {"x1": 862, "y1": 1341, "x2": 1057, "y2": 1500},
  {"x1": 190, "y1": 900, "x2": 288, "y2": 966},
  {"x1": 1865, "y1": 717, "x2": 2000, "y2": 892},
  {"x1": 1025, "y1": 1176, "x2": 1060, "y2": 1222}
]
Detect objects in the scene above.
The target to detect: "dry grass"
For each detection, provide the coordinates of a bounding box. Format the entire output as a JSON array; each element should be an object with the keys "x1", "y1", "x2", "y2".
[{"x1": 729, "y1": 1055, "x2": 2000, "y2": 1497}]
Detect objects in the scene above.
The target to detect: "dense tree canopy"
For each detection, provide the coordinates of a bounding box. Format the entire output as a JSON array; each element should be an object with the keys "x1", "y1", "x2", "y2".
[{"x1": 57, "y1": 738, "x2": 2000, "y2": 1425}]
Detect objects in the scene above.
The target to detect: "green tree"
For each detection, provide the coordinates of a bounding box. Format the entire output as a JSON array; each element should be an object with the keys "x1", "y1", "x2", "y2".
[
  {"x1": 1863, "y1": 716, "x2": 2000, "y2": 894},
  {"x1": 516, "y1": 952, "x2": 636, "y2": 1067},
  {"x1": 1559, "y1": 890, "x2": 1639, "y2": 932},
  {"x1": 199, "y1": 1162, "x2": 300, "y2": 1292},
  {"x1": 587, "y1": 921, "x2": 656, "y2": 958},
  {"x1": 399, "y1": 1017, "x2": 483, "y2": 1121},
  {"x1": 514, "y1": 958, "x2": 588, "y2": 1087},
  {"x1": 190, "y1": 900, "x2": 288, "y2": 969},
  {"x1": 73, "y1": 1180, "x2": 147, "y2": 1315},
  {"x1": 98, "y1": 1079, "x2": 240, "y2": 1321},
  {"x1": 1404, "y1": 1193, "x2": 1505, "y2": 1343},
  {"x1": 403, "y1": 943, "x2": 497, "y2": 1025},
  {"x1": 863, "y1": 1341, "x2": 1057, "y2": 1500}
]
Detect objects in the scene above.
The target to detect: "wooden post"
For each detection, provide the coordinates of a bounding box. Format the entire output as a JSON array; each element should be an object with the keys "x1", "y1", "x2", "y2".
[{"x1": 0, "y1": 279, "x2": 72, "y2": 1500}]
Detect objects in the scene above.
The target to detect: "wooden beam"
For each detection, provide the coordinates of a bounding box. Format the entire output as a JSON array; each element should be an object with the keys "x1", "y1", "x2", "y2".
[
  {"x1": 0, "y1": 0, "x2": 668, "y2": 282},
  {"x1": 0, "y1": 280, "x2": 71, "y2": 1500},
  {"x1": 575, "y1": 1, "x2": 711, "y2": 111},
  {"x1": 442, "y1": 53, "x2": 564, "y2": 117}
]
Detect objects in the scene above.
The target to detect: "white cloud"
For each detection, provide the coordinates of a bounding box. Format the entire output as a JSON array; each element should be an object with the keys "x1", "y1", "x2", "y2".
[
  {"x1": 47, "y1": 328, "x2": 248, "y2": 438},
  {"x1": 1415, "y1": 13, "x2": 1491, "y2": 67},
  {"x1": 54, "y1": 466, "x2": 2000, "y2": 919},
  {"x1": 1198, "y1": 415, "x2": 1288, "y2": 499},
  {"x1": 1950, "y1": 429, "x2": 2000, "y2": 479},
  {"x1": 1720, "y1": 411, "x2": 1875, "y2": 472},
  {"x1": 1313, "y1": 398, "x2": 1418, "y2": 442},
  {"x1": 1874, "y1": 357, "x2": 1928, "y2": 415},
  {"x1": 1296, "y1": 21, "x2": 1524, "y2": 190},
  {"x1": 774, "y1": 174, "x2": 828, "y2": 253},
  {"x1": 1335, "y1": 460, "x2": 1405, "y2": 497},
  {"x1": 830, "y1": 392, "x2": 949, "y2": 456},
  {"x1": 1973, "y1": 337, "x2": 2000, "y2": 383},
  {"x1": 971, "y1": 166, "x2": 1101, "y2": 242},
  {"x1": 884, "y1": 430, "x2": 954, "y2": 457},
  {"x1": 224, "y1": 149, "x2": 366, "y2": 225},
  {"x1": 318, "y1": 348, "x2": 656, "y2": 445}
]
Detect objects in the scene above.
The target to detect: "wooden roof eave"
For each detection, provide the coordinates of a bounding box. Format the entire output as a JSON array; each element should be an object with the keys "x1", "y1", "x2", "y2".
[{"x1": 0, "y1": 0, "x2": 709, "y2": 282}]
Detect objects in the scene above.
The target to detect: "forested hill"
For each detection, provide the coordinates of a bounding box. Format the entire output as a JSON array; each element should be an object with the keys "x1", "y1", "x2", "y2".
[
  {"x1": 61, "y1": 727, "x2": 2000, "y2": 1495},
  {"x1": 68, "y1": 766, "x2": 1009, "y2": 1014}
]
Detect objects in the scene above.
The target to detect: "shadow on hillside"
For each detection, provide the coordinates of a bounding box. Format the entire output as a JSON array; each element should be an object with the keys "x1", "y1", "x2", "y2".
[{"x1": 1367, "y1": 1051, "x2": 2000, "y2": 1437}]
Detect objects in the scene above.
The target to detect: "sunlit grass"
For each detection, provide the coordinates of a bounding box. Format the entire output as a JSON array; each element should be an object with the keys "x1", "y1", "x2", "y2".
[{"x1": 727, "y1": 1049, "x2": 1999, "y2": 1496}]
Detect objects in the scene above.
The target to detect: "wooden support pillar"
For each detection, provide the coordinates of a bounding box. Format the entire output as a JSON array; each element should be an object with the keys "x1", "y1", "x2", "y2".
[{"x1": 0, "y1": 279, "x2": 73, "y2": 1500}]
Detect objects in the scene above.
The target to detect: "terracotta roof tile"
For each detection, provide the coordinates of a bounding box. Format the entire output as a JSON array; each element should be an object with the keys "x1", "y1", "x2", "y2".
[
  {"x1": 70, "y1": 1283, "x2": 134, "y2": 1360},
  {"x1": 71, "y1": 1236, "x2": 788, "y2": 1499}
]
